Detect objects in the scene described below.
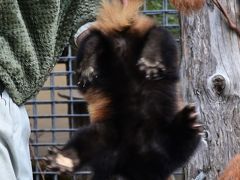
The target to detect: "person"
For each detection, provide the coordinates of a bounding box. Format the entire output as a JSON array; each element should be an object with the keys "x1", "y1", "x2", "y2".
[{"x1": 0, "y1": 0, "x2": 98, "y2": 179}]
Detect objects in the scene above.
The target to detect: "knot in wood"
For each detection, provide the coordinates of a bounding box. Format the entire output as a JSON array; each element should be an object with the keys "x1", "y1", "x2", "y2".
[{"x1": 211, "y1": 75, "x2": 226, "y2": 95}]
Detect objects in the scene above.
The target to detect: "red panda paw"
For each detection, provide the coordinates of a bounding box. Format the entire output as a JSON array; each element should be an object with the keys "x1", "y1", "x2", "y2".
[
  {"x1": 137, "y1": 57, "x2": 166, "y2": 80},
  {"x1": 77, "y1": 65, "x2": 98, "y2": 88},
  {"x1": 174, "y1": 104, "x2": 204, "y2": 135},
  {"x1": 44, "y1": 147, "x2": 80, "y2": 174}
]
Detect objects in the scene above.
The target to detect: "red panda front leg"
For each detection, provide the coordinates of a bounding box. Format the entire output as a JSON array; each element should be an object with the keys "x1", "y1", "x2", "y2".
[
  {"x1": 77, "y1": 35, "x2": 100, "y2": 88},
  {"x1": 164, "y1": 104, "x2": 203, "y2": 167}
]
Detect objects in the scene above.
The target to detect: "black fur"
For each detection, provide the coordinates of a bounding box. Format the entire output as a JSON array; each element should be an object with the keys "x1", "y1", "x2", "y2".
[{"x1": 46, "y1": 26, "x2": 201, "y2": 180}]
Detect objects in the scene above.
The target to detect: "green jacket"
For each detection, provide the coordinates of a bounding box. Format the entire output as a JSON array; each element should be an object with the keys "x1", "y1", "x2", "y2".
[{"x1": 0, "y1": 0, "x2": 98, "y2": 105}]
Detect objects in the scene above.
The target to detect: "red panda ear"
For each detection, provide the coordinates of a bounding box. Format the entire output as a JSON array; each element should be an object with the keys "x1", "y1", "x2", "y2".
[{"x1": 170, "y1": 0, "x2": 205, "y2": 14}]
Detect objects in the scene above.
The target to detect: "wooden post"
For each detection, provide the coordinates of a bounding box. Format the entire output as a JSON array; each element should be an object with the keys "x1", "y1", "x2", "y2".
[{"x1": 180, "y1": 0, "x2": 240, "y2": 179}]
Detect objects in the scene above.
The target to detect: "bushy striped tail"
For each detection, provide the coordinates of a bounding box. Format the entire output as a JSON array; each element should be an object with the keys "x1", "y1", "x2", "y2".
[
  {"x1": 93, "y1": 0, "x2": 154, "y2": 36},
  {"x1": 170, "y1": 0, "x2": 205, "y2": 13}
]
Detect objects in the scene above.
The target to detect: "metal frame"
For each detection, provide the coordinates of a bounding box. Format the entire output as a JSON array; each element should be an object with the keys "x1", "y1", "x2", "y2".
[{"x1": 27, "y1": 0, "x2": 180, "y2": 179}]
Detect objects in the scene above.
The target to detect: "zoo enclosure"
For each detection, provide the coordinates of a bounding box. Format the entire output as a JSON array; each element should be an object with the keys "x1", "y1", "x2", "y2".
[{"x1": 26, "y1": 0, "x2": 181, "y2": 179}]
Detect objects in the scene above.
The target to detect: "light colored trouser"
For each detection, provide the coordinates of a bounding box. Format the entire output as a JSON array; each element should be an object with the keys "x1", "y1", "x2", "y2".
[{"x1": 0, "y1": 91, "x2": 33, "y2": 180}]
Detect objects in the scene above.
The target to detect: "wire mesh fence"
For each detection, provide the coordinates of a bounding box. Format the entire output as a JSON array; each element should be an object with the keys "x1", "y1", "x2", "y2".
[{"x1": 26, "y1": 0, "x2": 181, "y2": 179}]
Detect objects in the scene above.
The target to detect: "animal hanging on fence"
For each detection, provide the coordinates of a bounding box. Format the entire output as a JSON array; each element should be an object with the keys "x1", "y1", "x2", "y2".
[{"x1": 45, "y1": 0, "x2": 203, "y2": 179}]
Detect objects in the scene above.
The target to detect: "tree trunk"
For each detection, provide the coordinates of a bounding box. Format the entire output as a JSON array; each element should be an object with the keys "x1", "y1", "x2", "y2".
[{"x1": 180, "y1": 0, "x2": 240, "y2": 179}]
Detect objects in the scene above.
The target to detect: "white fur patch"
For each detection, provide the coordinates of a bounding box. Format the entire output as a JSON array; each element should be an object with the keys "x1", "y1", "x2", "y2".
[{"x1": 56, "y1": 154, "x2": 74, "y2": 169}]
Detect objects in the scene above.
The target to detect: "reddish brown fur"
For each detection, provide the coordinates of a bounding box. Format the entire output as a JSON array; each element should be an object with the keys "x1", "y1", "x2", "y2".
[
  {"x1": 92, "y1": 0, "x2": 206, "y2": 36},
  {"x1": 92, "y1": 0, "x2": 155, "y2": 36},
  {"x1": 170, "y1": 0, "x2": 205, "y2": 13},
  {"x1": 83, "y1": 88, "x2": 112, "y2": 123},
  {"x1": 167, "y1": 175, "x2": 176, "y2": 180},
  {"x1": 219, "y1": 154, "x2": 240, "y2": 180}
]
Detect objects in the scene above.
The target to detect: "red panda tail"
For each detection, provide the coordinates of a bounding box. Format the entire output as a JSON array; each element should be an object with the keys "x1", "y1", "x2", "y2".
[
  {"x1": 170, "y1": 0, "x2": 205, "y2": 14},
  {"x1": 92, "y1": 0, "x2": 155, "y2": 36},
  {"x1": 219, "y1": 154, "x2": 240, "y2": 180}
]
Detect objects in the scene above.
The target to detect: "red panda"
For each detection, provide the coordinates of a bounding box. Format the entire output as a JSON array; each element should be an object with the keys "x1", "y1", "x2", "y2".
[
  {"x1": 219, "y1": 154, "x2": 240, "y2": 180},
  {"x1": 45, "y1": 0, "x2": 203, "y2": 179},
  {"x1": 170, "y1": 0, "x2": 205, "y2": 13}
]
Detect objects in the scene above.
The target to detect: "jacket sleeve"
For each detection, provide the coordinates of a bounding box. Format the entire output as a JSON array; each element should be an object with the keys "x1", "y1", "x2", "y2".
[{"x1": 0, "y1": 0, "x2": 98, "y2": 105}]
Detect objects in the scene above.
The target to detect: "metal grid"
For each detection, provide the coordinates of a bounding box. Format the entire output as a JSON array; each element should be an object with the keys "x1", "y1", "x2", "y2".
[{"x1": 26, "y1": 0, "x2": 180, "y2": 179}]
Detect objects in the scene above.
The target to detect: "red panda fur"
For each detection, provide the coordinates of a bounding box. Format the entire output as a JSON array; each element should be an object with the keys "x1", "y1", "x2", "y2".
[
  {"x1": 92, "y1": 0, "x2": 155, "y2": 36},
  {"x1": 170, "y1": 0, "x2": 205, "y2": 13},
  {"x1": 219, "y1": 154, "x2": 240, "y2": 180}
]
